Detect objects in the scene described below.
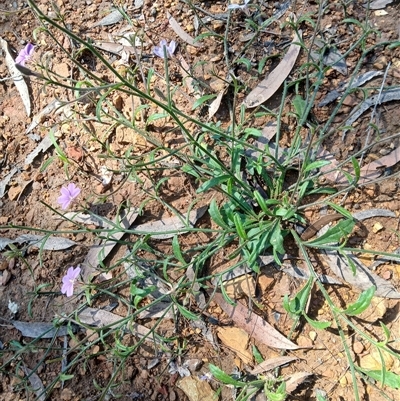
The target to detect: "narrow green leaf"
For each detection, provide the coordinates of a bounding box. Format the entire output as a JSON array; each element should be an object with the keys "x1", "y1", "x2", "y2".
[
  {"x1": 252, "y1": 345, "x2": 264, "y2": 364},
  {"x1": 59, "y1": 373, "x2": 74, "y2": 381},
  {"x1": 221, "y1": 281, "x2": 237, "y2": 306},
  {"x1": 379, "y1": 321, "x2": 391, "y2": 345},
  {"x1": 192, "y1": 94, "x2": 217, "y2": 110},
  {"x1": 360, "y1": 369, "x2": 400, "y2": 389},
  {"x1": 326, "y1": 202, "x2": 353, "y2": 219},
  {"x1": 209, "y1": 199, "x2": 231, "y2": 229},
  {"x1": 303, "y1": 160, "x2": 331, "y2": 173},
  {"x1": 175, "y1": 303, "x2": 199, "y2": 320},
  {"x1": 303, "y1": 313, "x2": 331, "y2": 329},
  {"x1": 343, "y1": 286, "x2": 375, "y2": 316},
  {"x1": 253, "y1": 190, "x2": 269, "y2": 214},
  {"x1": 209, "y1": 364, "x2": 246, "y2": 387},
  {"x1": 197, "y1": 174, "x2": 231, "y2": 193},
  {"x1": 233, "y1": 214, "x2": 247, "y2": 240},
  {"x1": 235, "y1": 57, "x2": 252, "y2": 71},
  {"x1": 293, "y1": 95, "x2": 306, "y2": 118},
  {"x1": 270, "y1": 223, "x2": 285, "y2": 255},
  {"x1": 351, "y1": 156, "x2": 360, "y2": 183},
  {"x1": 172, "y1": 235, "x2": 186, "y2": 265},
  {"x1": 146, "y1": 112, "x2": 168, "y2": 124},
  {"x1": 305, "y1": 219, "x2": 355, "y2": 246}
]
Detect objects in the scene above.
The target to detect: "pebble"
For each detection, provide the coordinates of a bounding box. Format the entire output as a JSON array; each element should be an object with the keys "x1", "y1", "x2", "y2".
[
  {"x1": 373, "y1": 55, "x2": 388, "y2": 70},
  {"x1": 309, "y1": 331, "x2": 317, "y2": 342},
  {"x1": 353, "y1": 341, "x2": 364, "y2": 354},
  {"x1": 60, "y1": 388, "x2": 73, "y2": 401},
  {"x1": 372, "y1": 222, "x2": 383, "y2": 233}
]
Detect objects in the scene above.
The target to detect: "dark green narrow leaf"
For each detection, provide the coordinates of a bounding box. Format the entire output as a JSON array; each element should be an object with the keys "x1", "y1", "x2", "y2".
[
  {"x1": 192, "y1": 94, "x2": 217, "y2": 110},
  {"x1": 209, "y1": 364, "x2": 246, "y2": 387},
  {"x1": 343, "y1": 286, "x2": 376, "y2": 316}
]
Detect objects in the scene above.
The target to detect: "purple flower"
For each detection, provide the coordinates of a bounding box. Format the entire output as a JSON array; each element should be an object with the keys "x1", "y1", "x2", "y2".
[
  {"x1": 153, "y1": 39, "x2": 176, "y2": 59},
  {"x1": 61, "y1": 266, "x2": 81, "y2": 297},
  {"x1": 228, "y1": 0, "x2": 250, "y2": 11},
  {"x1": 15, "y1": 43, "x2": 35, "y2": 66},
  {"x1": 57, "y1": 183, "x2": 81, "y2": 210}
]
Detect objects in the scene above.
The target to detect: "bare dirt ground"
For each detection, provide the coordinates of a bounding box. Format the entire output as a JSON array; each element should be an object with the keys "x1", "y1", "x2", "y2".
[{"x1": 0, "y1": 1, "x2": 400, "y2": 400}]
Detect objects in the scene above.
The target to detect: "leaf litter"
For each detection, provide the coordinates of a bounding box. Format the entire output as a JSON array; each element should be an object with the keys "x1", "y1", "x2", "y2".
[
  {"x1": 315, "y1": 209, "x2": 400, "y2": 298},
  {"x1": 244, "y1": 29, "x2": 302, "y2": 108},
  {"x1": 0, "y1": 37, "x2": 31, "y2": 116},
  {"x1": 211, "y1": 292, "x2": 300, "y2": 350}
]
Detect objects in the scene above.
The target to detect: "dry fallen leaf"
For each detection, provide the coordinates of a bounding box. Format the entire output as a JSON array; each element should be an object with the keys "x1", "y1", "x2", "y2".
[
  {"x1": 217, "y1": 327, "x2": 253, "y2": 364},
  {"x1": 211, "y1": 292, "x2": 300, "y2": 350},
  {"x1": 177, "y1": 376, "x2": 216, "y2": 401},
  {"x1": 167, "y1": 12, "x2": 201, "y2": 47},
  {"x1": 223, "y1": 274, "x2": 256, "y2": 298},
  {"x1": 0, "y1": 234, "x2": 76, "y2": 251},
  {"x1": 251, "y1": 356, "x2": 297, "y2": 375},
  {"x1": 82, "y1": 209, "x2": 139, "y2": 282},
  {"x1": 244, "y1": 30, "x2": 302, "y2": 108},
  {"x1": 131, "y1": 206, "x2": 207, "y2": 239},
  {"x1": 318, "y1": 146, "x2": 400, "y2": 186},
  {"x1": 318, "y1": 209, "x2": 400, "y2": 297},
  {"x1": 89, "y1": 8, "x2": 125, "y2": 28},
  {"x1": 78, "y1": 307, "x2": 165, "y2": 345},
  {"x1": 21, "y1": 365, "x2": 46, "y2": 401},
  {"x1": 12, "y1": 321, "x2": 73, "y2": 338},
  {"x1": 285, "y1": 371, "x2": 313, "y2": 394},
  {"x1": 365, "y1": 0, "x2": 394, "y2": 10},
  {"x1": 0, "y1": 37, "x2": 31, "y2": 116}
]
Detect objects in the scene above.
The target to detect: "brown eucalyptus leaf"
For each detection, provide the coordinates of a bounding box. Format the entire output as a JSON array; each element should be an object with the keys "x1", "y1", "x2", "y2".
[
  {"x1": 343, "y1": 88, "x2": 400, "y2": 139},
  {"x1": 12, "y1": 321, "x2": 73, "y2": 338},
  {"x1": 285, "y1": 371, "x2": 313, "y2": 394},
  {"x1": 365, "y1": 0, "x2": 394, "y2": 9},
  {"x1": 250, "y1": 356, "x2": 297, "y2": 375},
  {"x1": 208, "y1": 88, "x2": 226, "y2": 119},
  {"x1": 78, "y1": 307, "x2": 165, "y2": 344},
  {"x1": 244, "y1": 30, "x2": 302, "y2": 108},
  {"x1": 63, "y1": 212, "x2": 111, "y2": 228},
  {"x1": 0, "y1": 37, "x2": 31, "y2": 116},
  {"x1": 167, "y1": 12, "x2": 201, "y2": 47},
  {"x1": 318, "y1": 146, "x2": 400, "y2": 186},
  {"x1": 212, "y1": 292, "x2": 300, "y2": 350},
  {"x1": 24, "y1": 135, "x2": 54, "y2": 165},
  {"x1": 322, "y1": 249, "x2": 400, "y2": 298},
  {"x1": 131, "y1": 206, "x2": 207, "y2": 239},
  {"x1": 93, "y1": 41, "x2": 135, "y2": 56},
  {"x1": 90, "y1": 8, "x2": 125, "y2": 28},
  {"x1": 21, "y1": 366, "x2": 46, "y2": 401},
  {"x1": 82, "y1": 209, "x2": 139, "y2": 281},
  {"x1": 0, "y1": 234, "x2": 76, "y2": 251}
]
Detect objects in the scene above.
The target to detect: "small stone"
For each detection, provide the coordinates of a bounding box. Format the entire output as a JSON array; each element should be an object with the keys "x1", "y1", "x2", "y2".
[
  {"x1": 53, "y1": 62, "x2": 70, "y2": 77},
  {"x1": 113, "y1": 95, "x2": 123, "y2": 111},
  {"x1": 0, "y1": 270, "x2": 11, "y2": 286},
  {"x1": 372, "y1": 222, "x2": 383, "y2": 233},
  {"x1": 364, "y1": 186, "x2": 375, "y2": 197},
  {"x1": 211, "y1": 20, "x2": 224, "y2": 30},
  {"x1": 342, "y1": 94, "x2": 358, "y2": 107},
  {"x1": 339, "y1": 375, "x2": 348, "y2": 387},
  {"x1": 353, "y1": 341, "x2": 364, "y2": 354},
  {"x1": 185, "y1": 24, "x2": 194, "y2": 32},
  {"x1": 186, "y1": 45, "x2": 198, "y2": 55},
  {"x1": 373, "y1": 56, "x2": 388, "y2": 70},
  {"x1": 258, "y1": 274, "x2": 275, "y2": 292},
  {"x1": 67, "y1": 146, "x2": 84, "y2": 161},
  {"x1": 8, "y1": 185, "x2": 22, "y2": 201},
  {"x1": 60, "y1": 388, "x2": 73, "y2": 400},
  {"x1": 382, "y1": 269, "x2": 392, "y2": 280},
  {"x1": 185, "y1": 358, "x2": 202, "y2": 372},
  {"x1": 309, "y1": 331, "x2": 317, "y2": 341}
]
